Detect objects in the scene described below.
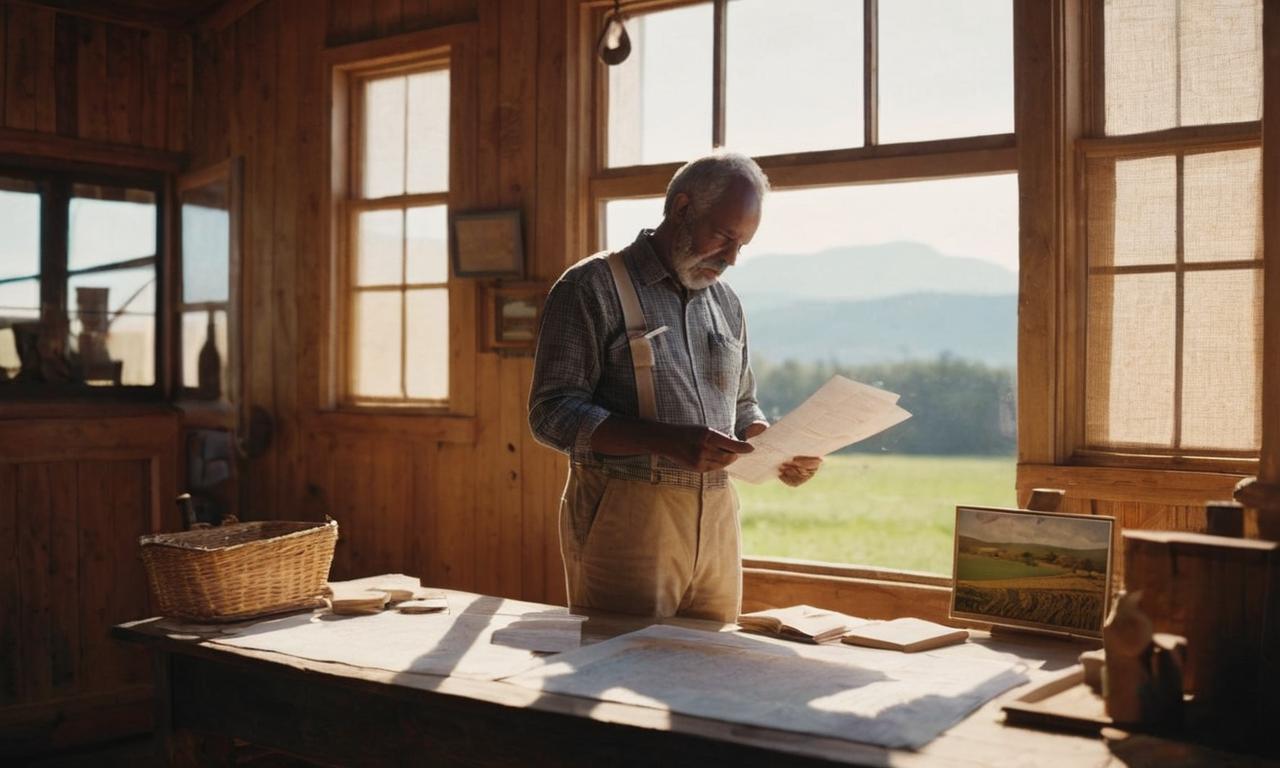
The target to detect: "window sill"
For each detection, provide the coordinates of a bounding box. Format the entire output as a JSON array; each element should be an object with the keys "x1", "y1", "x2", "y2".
[
  {"x1": 309, "y1": 409, "x2": 476, "y2": 444},
  {"x1": 1017, "y1": 462, "x2": 1250, "y2": 506},
  {"x1": 741, "y1": 556, "x2": 958, "y2": 626}
]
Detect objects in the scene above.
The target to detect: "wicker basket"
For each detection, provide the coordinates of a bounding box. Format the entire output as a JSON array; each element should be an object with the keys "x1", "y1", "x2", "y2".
[{"x1": 139, "y1": 519, "x2": 338, "y2": 622}]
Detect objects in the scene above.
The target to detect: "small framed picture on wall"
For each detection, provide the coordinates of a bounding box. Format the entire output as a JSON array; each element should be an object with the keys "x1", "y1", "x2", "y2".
[
  {"x1": 482, "y1": 282, "x2": 546, "y2": 352},
  {"x1": 452, "y1": 209, "x2": 524, "y2": 278}
]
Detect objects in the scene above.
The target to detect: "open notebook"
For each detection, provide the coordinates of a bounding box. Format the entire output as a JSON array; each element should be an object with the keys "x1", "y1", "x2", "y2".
[
  {"x1": 737, "y1": 605, "x2": 866, "y2": 644},
  {"x1": 842, "y1": 617, "x2": 969, "y2": 653}
]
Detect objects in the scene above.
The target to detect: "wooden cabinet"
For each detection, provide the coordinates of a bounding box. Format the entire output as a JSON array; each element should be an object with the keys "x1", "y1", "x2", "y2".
[{"x1": 0, "y1": 412, "x2": 177, "y2": 757}]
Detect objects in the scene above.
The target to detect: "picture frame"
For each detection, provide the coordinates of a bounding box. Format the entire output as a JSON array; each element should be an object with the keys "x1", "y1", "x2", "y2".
[
  {"x1": 481, "y1": 282, "x2": 546, "y2": 352},
  {"x1": 451, "y1": 209, "x2": 525, "y2": 278},
  {"x1": 950, "y1": 506, "x2": 1115, "y2": 637}
]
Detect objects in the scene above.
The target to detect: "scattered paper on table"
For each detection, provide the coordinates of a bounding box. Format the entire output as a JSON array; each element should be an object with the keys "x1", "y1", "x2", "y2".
[
  {"x1": 502, "y1": 624, "x2": 1027, "y2": 750},
  {"x1": 728, "y1": 376, "x2": 911, "y2": 484},
  {"x1": 210, "y1": 576, "x2": 575, "y2": 680}
]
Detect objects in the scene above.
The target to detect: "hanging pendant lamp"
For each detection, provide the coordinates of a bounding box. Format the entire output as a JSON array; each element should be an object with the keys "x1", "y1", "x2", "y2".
[{"x1": 596, "y1": 0, "x2": 631, "y2": 66}]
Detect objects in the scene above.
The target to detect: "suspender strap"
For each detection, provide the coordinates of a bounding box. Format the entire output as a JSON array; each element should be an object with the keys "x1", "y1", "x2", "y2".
[{"x1": 606, "y1": 251, "x2": 660, "y2": 483}]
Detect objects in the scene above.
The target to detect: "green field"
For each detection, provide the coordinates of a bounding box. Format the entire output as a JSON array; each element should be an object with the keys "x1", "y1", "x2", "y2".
[
  {"x1": 736, "y1": 454, "x2": 1015, "y2": 574},
  {"x1": 955, "y1": 553, "x2": 1067, "y2": 580}
]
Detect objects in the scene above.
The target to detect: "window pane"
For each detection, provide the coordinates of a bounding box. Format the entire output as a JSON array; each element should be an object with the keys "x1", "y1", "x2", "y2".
[
  {"x1": 406, "y1": 206, "x2": 448, "y2": 284},
  {"x1": 0, "y1": 182, "x2": 40, "y2": 280},
  {"x1": 1088, "y1": 155, "x2": 1177, "y2": 268},
  {"x1": 723, "y1": 176, "x2": 1018, "y2": 573},
  {"x1": 1105, "y1": 0, "x2": 1261, "y2": 135},
  {"x1": 356, "y1": 209, "x2": 404, "y2": 287},
  {"x1": 68, "y1": 266, "x2": 156, "y2": 386},
  {"x1": 181, "y1": 308, "x2": 229, "y2": 398},
  {"x1": 607, "y1": 3, "x2": 713, "y2": 167},
  {"x1": 406, "y1": 69, "x2": 450, "y2": 194},
  {"x1": 363, "y1": 75, "x2": 407, "y2": 198},
  {"x1": 725, "y1": 0, "x2": 862, "y2": 155},
  {"x1": 1085, "y1": 273, "x2": 1176, "y2": 448},
  {"x1": 1184, "y1": 148, "x2": 1261, "y2": 263},
  {"x1": 1181, "y1": 269, "x2": 1261, "y2": 451},
  {"x1": 352, "y1": 290, "x2": 402, "y2": 398},
  {"x1": 603, "y1": 197, "x2": 664, "y2": 254},
  {"x1": 68, "y1": 186, "x2": 156, "y2": 271},
  {"x1": 0, "y1": 279, "x2": 39, "y2": 382},
  {"x1": 181, "y1": 183, "x2": 231, "y2": 303},
  {"x1": 405, "y1": 288, "x2": 448, "y2": 400},
  {"x1": 879, "y1": 0, "x2": 1013, "y2": 143}
]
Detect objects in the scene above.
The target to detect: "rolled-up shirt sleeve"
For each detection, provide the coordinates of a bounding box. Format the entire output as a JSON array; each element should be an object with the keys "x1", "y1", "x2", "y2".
[
  {"x1": 529, "y1": 277, "x2": 612, "y2": 464},
  {"x1": 734, "y1": 317, "x2": 767, "y2": 439}
]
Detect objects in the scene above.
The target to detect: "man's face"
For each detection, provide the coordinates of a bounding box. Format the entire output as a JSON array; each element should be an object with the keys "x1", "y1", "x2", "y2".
[{"x1": 669, "y1": 181, "x2": 762, "y2": 290}]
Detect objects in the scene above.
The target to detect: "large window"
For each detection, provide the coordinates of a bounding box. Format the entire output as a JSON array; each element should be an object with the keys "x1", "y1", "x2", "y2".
[
  {"x1": 0, "y1": 171, "x2": 160, "y2": 394},
  {"x1": 590, "y1": 0, "x2": 1015, "y2": 573},
  {"x1": 340, "y1": 58, "x2": 452, "y2": 407},
  {"x1": 1079, "y1": 0, "x2": 1262, "y2": 465}
]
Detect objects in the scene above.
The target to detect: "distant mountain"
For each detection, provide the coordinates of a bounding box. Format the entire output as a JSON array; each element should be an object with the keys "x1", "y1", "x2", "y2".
[
  {"x1": 728, "y1": 241, "x2": 1018, "y2": 305},
  {"x1": 744, "y1": 292, "x2": 1016, "y2": 367},
  {"x1": 958, "y1": 536, "x2": 1108, "y2": 566}
]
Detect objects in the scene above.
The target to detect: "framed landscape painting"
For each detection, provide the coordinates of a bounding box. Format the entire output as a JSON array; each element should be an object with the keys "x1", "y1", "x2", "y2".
[{"x1": 950, "y1": 506, "x2": 1115, "y2": 637}]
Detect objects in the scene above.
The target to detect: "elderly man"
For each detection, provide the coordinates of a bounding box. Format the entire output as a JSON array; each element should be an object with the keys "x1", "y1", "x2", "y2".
[{"x1": 528, "y1": 152, "x2": 821, "y2": 623}]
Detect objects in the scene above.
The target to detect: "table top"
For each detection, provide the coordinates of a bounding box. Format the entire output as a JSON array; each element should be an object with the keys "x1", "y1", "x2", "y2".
[{"x1": 112, "y1": 584, "x2": 1265, "y2": 768}]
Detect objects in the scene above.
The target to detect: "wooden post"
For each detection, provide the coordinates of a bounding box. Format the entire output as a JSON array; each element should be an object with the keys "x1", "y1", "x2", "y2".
[{"x1": 1239, "y1": 0, "x2": 1280, "y2": 542}]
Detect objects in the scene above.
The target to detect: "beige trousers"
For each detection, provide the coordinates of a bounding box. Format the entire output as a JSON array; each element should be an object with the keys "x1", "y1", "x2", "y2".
[{"x1": 559, "y1": 466, "x2": 742, "y2": 623}]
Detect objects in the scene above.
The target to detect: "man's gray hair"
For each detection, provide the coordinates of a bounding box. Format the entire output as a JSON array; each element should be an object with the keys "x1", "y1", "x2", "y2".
[{"x1": 663, "y1": 152, "x2": 770, "y2": 217}]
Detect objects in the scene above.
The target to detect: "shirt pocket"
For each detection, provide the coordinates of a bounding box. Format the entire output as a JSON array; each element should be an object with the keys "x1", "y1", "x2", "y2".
[{"x1": 707, "y1": 331, "x2": 743, "y2": 398}]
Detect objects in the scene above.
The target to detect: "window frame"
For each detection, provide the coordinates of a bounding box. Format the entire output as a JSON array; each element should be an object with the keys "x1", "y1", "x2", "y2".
[
  {"x1": 173, "y1": 157, "x2": 244, "y2": 426},
  {"x1": 578, "y1": 0, "x2": 1019, "y2": 580},
  {"x1": 584, "y1": 0, "x2": 1017, "y2": 250},
  {"x1": 322, "y1": 25, "x2": 478, "y2": 427},
  {"x1": 1061, "y1": 0, "x2": 1263, "y2": 475},
  {"x1": 0, "y1": 160, "x2": 166, "y2": 401}
]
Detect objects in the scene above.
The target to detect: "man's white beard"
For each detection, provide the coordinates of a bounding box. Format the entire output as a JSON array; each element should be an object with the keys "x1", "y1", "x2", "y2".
[{"x1": 671, "y1": 221, "x2": 727, "y2": 290}]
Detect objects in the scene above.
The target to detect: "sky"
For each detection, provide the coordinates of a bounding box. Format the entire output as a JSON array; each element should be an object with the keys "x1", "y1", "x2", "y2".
[
  {"x1": 958, "y1": 508, "x2": 1113, "y2": 550},
  {"x1": 606, "y1": 0, "x2": 1017, "y2": 271}
]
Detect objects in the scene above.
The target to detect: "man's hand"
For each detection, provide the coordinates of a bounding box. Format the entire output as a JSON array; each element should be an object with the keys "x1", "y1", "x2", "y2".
[
  {"x1": 740, "y1": 420, "x2": 769, "y2": 440},
  {"x1": 779, "y1": 456, "x2": 822, "y2": 487},
  {"x1": 657, "y1": 424, "x2": 754, "y2": 472}
]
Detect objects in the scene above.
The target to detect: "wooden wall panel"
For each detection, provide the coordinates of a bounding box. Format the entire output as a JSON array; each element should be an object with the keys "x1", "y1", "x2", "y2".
[
  {"x1": 0, "y1": 455, "x2": 160, "y2": 754},
  {"x1": 76, "y1": 460, "x2": 152, "y2": 696},
  {"x1": 186, "y1": 0, "x2": 572, "y2": 607},
  {"x1": 0, "y1": 462, "x2": 18, "y2": 707},
  {"x1": 0, "y1": 412, "x2": 177, "y2": 754},
  {"x1": 0, "y1": 2, "x2": 187, "y2": 151}
]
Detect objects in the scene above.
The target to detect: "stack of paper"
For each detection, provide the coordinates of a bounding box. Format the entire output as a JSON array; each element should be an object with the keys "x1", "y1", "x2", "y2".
[{"x1": 728, "y1": 376, "x2": 911, "y2": 484}]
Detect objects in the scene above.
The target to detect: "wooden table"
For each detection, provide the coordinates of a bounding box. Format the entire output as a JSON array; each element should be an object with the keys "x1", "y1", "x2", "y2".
[{"x1": 112, "y1": 588, "x2": 1260, "y2": 768}]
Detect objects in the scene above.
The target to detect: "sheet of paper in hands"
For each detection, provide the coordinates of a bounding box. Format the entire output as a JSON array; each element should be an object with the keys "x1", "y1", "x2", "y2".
[{"x1": 727, "y1": 376, "x2": 911, "y2": 484}]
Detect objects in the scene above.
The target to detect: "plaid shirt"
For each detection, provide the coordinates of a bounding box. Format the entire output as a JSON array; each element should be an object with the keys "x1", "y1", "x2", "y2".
[{"x1": 528, "y1": 230, "x2": 767, "y2": 489}]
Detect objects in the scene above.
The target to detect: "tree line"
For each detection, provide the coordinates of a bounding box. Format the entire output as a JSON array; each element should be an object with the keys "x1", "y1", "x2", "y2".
[{"x1": 752, "y1": 355, "x2": 1016, "y2": 456}]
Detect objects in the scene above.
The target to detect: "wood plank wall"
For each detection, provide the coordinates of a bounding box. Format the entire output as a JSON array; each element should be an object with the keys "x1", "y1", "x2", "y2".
[
  {"x1": 188, "y1": 0, "x2": 570, "y2": 606},
  {"x1": 0, "y1": 2, "x2": 189, "y2": 755},
  {"x1": 0, "y1": 1, "x2": 189, "y2": 150}
]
